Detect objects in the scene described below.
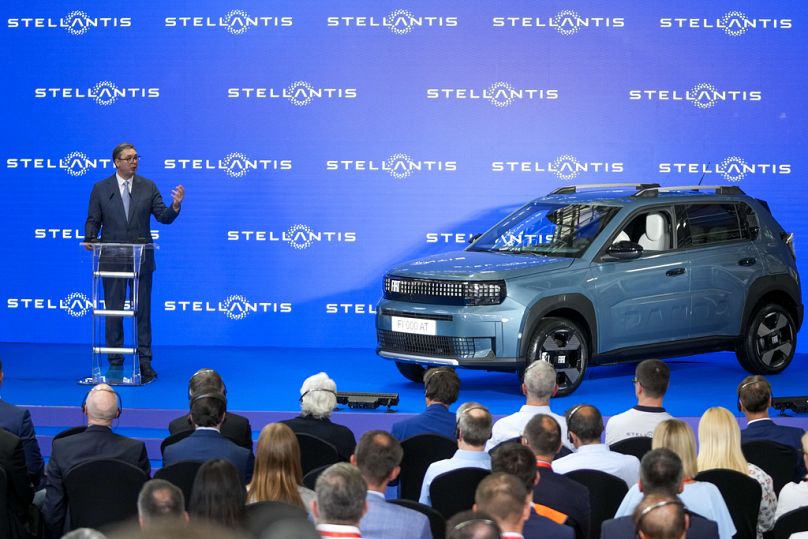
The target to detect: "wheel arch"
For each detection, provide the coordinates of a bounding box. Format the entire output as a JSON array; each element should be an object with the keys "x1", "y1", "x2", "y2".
[
  {"x1": 741, "y1": 275, "x2": 802, "y2": 334},
  {"x1": 519, "y1": 294, "x2": 598, "y2": 361}
]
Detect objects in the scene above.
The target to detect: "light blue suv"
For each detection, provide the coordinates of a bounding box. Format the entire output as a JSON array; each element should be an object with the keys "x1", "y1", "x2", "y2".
[{"x1": 376, "y1": 184, "x2": 802, "y2": 395}]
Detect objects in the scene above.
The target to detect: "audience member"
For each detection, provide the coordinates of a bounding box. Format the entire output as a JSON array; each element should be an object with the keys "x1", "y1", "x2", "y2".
[
  {"x1": 419, "y1": 402, "x2": 493, "y2": 506},
  {"x1": 107, "y1": 520, "x2": 247, "y2": 539},
  {"x1": 633, "y1": 494, "x2": 689, "y2": 539},
  {"x1": 445, "y1": 510, "x2": 501, "y2": 539},
  {"x1": 697, "y1": 407, "x2": 776, "y2": 539},
  {"x1": 168, "y1": 368, "x2": 253, "y2": 450},
  {"x1": 163, "y1": 392, "x2": 253, "y2": 483},
  {"x1": 62, "y1": 529, "x2": 107, "y2": 539},
  {"x1": 485, "y1": 360, "x2": 570, "y2": 451},
  {"x1": 774, "y1": 432, "x2": 808, "y2": 521},
  {"x1": 0, "y1": 427, "x2": 34, "y2": 537},
  {"x1": 0, "y1": 358, "x2": 45, "y2": 489},
  {"x1": 737, "y1": 375, "x2": 806, "y2": 478},
  {"x1": 247, "y1": 422, "x2": 314, "y2": 510},
  {"x1": 552, "y1": 404, "x2": 640, "y2": 487},
  {"x1": 138, "y1": 479, "x2": 188, "y2": 528},
  {"x1": 189, "y1": 459, "x2": 246, "y2": 530},
  {"x1": 350, "y1": 430, "x2": 431, "y2": 539},
  {"x1": 43, "y1": 384, "x2": 150, "y2": 536},
  {"x1": 282, "y1": 372, "x2": 356, "y2": 461},
  {"x1": 605, "y1": 360, "x2": 673, "y2": 445},
  {"x1": 473, "y1": 473, "x2": 532, "y2": 538},
  {"x1": 490, "y1": 443, "x2": 574, "y2": 539},
  {"x1": 522, "y1": 414, "x2": 590, "y2": 539},
  {"x1": 392, "y1": 367, "x2": 460, "y2": 441},
  {"x1": 312, "y1": 462, "x2": 368, "y2": 538},
  {"x1": 615, "y1": 420, "x2": 734, "y2": 539}
]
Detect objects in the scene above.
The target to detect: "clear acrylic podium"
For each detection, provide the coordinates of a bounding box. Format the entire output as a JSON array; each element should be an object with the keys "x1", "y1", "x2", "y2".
[{"x1": 80, "y1": 242, "x2": 156, "y2": 386}]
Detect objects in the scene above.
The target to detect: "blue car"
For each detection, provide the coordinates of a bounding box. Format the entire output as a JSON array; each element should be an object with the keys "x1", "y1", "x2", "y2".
[{"x1": 376, "y1": 184, "x2": 802, "y2": 395}]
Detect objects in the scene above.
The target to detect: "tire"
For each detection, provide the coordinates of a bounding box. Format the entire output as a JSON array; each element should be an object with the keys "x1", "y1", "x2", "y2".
[
  {"x1": 736, "y1": 303, "x2": 797, "y2": 374},
  {"x1": 524, "y1": 317, "x2": 589, "y2": 396},
  {"x1": 395, "y1": 362, "x2": 427, "y2": 383}
]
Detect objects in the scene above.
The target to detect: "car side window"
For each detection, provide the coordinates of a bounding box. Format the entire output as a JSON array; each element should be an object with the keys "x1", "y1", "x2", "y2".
[
  {"x1": 613, "y1": 210, "x2": 672, "y2": 252},
  {"x1": 678, "y1": 204, "x2": 743, "y2": 248},
  {"x1": 737, "y1": 203, "x2": 758, "y2": 240}
]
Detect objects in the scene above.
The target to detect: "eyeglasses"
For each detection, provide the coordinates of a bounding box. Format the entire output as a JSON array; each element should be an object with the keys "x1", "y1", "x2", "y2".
[{"x1": 118, "y1": 155, "x2": 141, "y2": 163}]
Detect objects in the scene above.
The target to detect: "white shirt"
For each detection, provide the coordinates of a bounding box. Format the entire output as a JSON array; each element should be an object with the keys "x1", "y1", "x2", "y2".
[
  {"x1": 316, "y1": 523, "x2": 362, "y2": 537},
  {"x1": 552, "y1": 443, "x2": 640, "y2": 487},
  {"x1": 485, "y1": 404, "x2": 571, "y2": 452},
  {"x1": 116, "y1": 173, "x2": 132, "y2": 197},
  {"x1": 604, "y1": 406, "x2": 673, "y2": 445},
  {"x1": 775, "y1": 480, "x2": 808, "y2": 522}
]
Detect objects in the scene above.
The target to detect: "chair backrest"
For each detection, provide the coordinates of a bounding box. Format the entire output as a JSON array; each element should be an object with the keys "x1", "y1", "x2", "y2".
[
  {"x1": 609, "y1": 437, "x2": 653, "y2": 461},
  {"x1": 244, "y1": 500, "x2": 309, "y2": 538},
  {"x1": 0, "y1": 466, "x2": 9, "y2": 538},
  {"x1": 430, "y1": 467, "x2": 491, "y2": 520},
  {"x1": 153, "y1": 460, "x2": 204, "y2": 511},
  {"x1": 564, "y1": 469, "x2": 628, "y2": 537},
  {"x1": 694, "y1": 468, "x2": 761, "y2": 539},
  {"x1": 488, "y1": 436, "x2": 522, "y2": 455},
  {"x1": 64, "y1": 458, "x2": 149, "y2": 532},
  {"x1": 399, "y1": 434, "x2": 457, "y2": 501},
  {"x1": 638, "y1": 212, "x2": 669, "y2": 251},
  {"x1": 54, "y1": 426, "x2": 88, "y2": 441},
  {"x1": 742, "y1": 440, "x2": 800, "y2": 495},
  {"x1": 295, "y1": 433, "x2": 341, "y2": 476},
  {"x1": 302, "y1": 464, "x2": 332, "y2": 491},
  {"x1": 160, "y1": 430, "x2": 192, "y2": 457},
  {"x1": 389, "y1": 498, "x2": 447, "y2": 539},
  {"x1": 769, "y1": 506, "x2": 808, "y2": 539}
]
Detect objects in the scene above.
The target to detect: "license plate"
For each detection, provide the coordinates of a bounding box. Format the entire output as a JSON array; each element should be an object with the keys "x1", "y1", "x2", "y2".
[{"x1": 391, "y1": 316, "x2": 437, "y2": 336}]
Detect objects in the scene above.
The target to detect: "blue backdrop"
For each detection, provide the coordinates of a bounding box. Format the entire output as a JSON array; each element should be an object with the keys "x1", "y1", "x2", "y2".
[{"x1": 1, "y1": 1, "x2": 805, "y2": 350}]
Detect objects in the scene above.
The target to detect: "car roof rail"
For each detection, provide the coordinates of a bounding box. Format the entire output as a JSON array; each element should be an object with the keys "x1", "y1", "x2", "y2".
[
  {"x1": 549, "y1": 183, "x2": 661, "y2": 195},
  {"x1": 634, "y1": 185, "x2": 746, "y2": 198}
]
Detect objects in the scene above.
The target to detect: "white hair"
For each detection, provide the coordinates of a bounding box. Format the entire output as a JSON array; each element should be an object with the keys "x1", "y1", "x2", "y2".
[
  {"x1": 524, "y1": 360, "x2": 556, "y2": 401},
  {"x1": 300, "y1": 372, "x2": 337, "y2": 419}
]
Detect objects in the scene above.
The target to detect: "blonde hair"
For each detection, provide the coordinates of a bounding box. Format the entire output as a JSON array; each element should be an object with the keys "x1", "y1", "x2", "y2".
[
  {"x1": 247, "y1": 423, "x2": 305, "y2": 508},
  {"x1": 696, "y1": 407, "x2": 748, "y2": 475},
  {"x1": 652, "y1": 419, "x2": 698, "y2": 480}
]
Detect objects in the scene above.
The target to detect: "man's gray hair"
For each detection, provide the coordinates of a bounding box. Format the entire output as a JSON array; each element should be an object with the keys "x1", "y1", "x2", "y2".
[
  {"x1": 456, "y1": 402, "x2": 493, "y2": 447},
  {"x1": 523, "y1": 360, "x2": 556, "y2": 401},
  {"x1": 138, "y1": 479, "x2": 186, "y2": 524},
  {"x1": 314, "y1": 463, "x2": 367, "y2": 525},
  {"x1": 299, "y1": 372, "x2": 337, "y2": 419},
  {"x1": 62, "y1": 529, "x2": 107, "y2": 539}
]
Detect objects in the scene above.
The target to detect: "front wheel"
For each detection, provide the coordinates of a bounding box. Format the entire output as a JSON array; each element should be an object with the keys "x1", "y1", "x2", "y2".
[
  {"x1": 395, "y1": 361, "x2": 427, "y2": 383},
  {"x1": 524, "y1": 317, "x2": 589, "y2": 396},
  {"x1": 736, "y1": 303, "x2": 796, "y2": 374}
]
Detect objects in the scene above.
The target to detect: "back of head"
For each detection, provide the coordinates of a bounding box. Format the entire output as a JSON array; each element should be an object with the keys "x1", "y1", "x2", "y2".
[
  {"x1": 314, "y1": 463, "x2": 367, "y2": 525},
  {"x1": 62, "y1": 529, "x2": 107, "y2": 539},
  {"x1": 85, "y1": 384, "x2": 120, "y2": 423},
  {"x1": 490, "y1": 443, "x2": 537, "y2": 491},
  {"x1": 697, "y1": 407, "x2": 747, "y2": 474},
  {"x1": 354, "y1": 430, "x2": 402, "y2": 486},
  {"x1": 190, "y1": 393, "x2": 227, "y2": 428},
  {"x1": 189, "y1": 459, "x2": 246, "y2": 528},
  {"x1": 523, "y1": 360, "x2": 556, "y2": 401},
  {"x1": 636, "y1": 360, "x2": 670, "y2": 399},
  {"x1": 299, "y1": 372, "x2": 337, "y2": 419},
  {"x1": 566, "y1": 404, "x2": 603, "y2": 443},
  {"x1": 737, "y1": 375, "x2": 771, "y2": 414},
  {"x1": 250, "y1": 423, "x2": 304, "y2": 506},
  {"x1": 474, "y1": 473, "x2": 529, "y2": 528},
  {"x1": 523, "y1": 414, "x2": 562, "y2": 457},
  {"x1": 107, "y1": 520, "x2": 246, "y2": 539},
  {"x1": 446, "y1": 510, "x2": 501, "y2": 539},
  {"x1": 188, "y1": 368, "x2": 226, "y2": 398},
  {"x1": 633, "y1": 493, "x2": 687, "y2": 539},
  {"x1": 456, "y1": 402, "x2": 493, "y2": 447},
  {"x1": 424, "y1": 367, "x2": 460, "y2": 405},
  {"x1": 652, "y1": 420, "x2": 698, "y2": 479},
  {"x1": 640, "y1": 449, "x2": 683, "y2": 495},
  {"x1": 138, "y1": 479, "x2": 185, "y2": 525}
]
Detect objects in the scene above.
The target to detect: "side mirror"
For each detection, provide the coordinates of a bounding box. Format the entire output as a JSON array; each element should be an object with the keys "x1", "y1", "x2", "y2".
[{"x1": 607, "y1": 241, "x2": 643, "y2": 260}]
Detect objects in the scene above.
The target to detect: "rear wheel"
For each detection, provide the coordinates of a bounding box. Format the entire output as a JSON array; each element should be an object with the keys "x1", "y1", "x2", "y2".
[
  {"x1": 524, "y1": 317, "x2": 589, "y2": 396},
  {"x1": 395, "y1": 361, "x2": 427, "y2": 383},
  {"x1": 736, "y1": 303, "x2": 796, "y2": 373}
]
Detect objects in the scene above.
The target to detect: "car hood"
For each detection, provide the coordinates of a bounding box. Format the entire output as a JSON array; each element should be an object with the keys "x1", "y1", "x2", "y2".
[{"x1": 387, "y1": 250, "x2": 575, "y2": 280}]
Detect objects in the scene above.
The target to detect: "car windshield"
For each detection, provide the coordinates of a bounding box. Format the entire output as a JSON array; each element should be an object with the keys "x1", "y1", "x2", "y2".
[{"x1": 468, "y1": 202, "x2": 620, "y2": 258}]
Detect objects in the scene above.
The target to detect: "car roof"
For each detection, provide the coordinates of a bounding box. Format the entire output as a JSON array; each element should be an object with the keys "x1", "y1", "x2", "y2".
[{"x1": 530, "y1": 184, "x2": 754, "y2": 207}]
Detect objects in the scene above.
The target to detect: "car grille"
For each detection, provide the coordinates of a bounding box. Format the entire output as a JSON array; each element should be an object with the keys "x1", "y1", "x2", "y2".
[
  {"x1": 384, "y1": 276, "x2": 506, "y2": 306},
  {"x1": 377, "y1": 330, "x2": 477, "y2": 359}
]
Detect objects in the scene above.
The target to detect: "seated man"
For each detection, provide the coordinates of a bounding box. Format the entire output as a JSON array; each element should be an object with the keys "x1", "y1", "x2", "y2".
[
  {"x1": 392, "y1": 367, "x2": 459, "y2": 441},
  {"x1": 605, "y1": 360, "x2": 674, "y2": 445},
  {"x1": 473, "y1": 473, "x2": 534, "y2": 539},
  {"x1": 0, "y1": 428, "x2": 34, "y2": 536},
  {"x1": 138, "y1": 478, "x2": 189, "y2": 529},
  {"x1": 0, "y1": 358, "x2": 45, "y2": 489},
  {"x1": 312, "y1": 463, "x2": 368, "y2": 538},
  {"x1": 163, "y1": 392, "x2": 253, "y2": 483},
  {"x1": 633, "y1": 494, "x2": 690, "y2": 539}
]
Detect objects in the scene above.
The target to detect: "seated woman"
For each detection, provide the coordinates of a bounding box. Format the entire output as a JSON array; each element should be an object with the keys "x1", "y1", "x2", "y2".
[
  {"x1": 697, "y1": 407, "x2": 777, "y2": 539},
  {"x1": 190, "y1": 459, "x2": 247, "y2": 530},
  {"x1": 247, "y1": 422, "x2": 315, "y2": 512},
  {"x1": 775, "y1": 432, "x2": 808, "y2": 521}
]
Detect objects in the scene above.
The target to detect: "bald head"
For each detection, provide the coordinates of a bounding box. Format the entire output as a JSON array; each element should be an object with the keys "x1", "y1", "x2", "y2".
[
  {"x1": 85, "y1": 384, "x2": 120, "y2": 424},
  {"x1": 633, "y1": 494, "x2": 687, "y2": 539}
]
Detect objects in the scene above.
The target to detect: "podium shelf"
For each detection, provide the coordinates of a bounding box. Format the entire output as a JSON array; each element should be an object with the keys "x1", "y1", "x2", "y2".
[
  {"x1": 93, "y1": 309, "x2": 135, "y2": 317},
  {"x1": 93, "y1": 271, "x2": 136, "y2": 278},
  {"x1": 93, "y1": 347, "x2": 136, "y2": 354}
]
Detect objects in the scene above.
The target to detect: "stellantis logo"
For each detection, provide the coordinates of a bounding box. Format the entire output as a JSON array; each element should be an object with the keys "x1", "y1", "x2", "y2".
[
  {"x1": 164, "y1": 295, "x2": 293, "y2": 320},
  {"x1": 628, "y1": 83, "x2": 762, "y2": 109},
  {"x1": 427, "y1": 81, "x2": 559, "y2": 107},
  {"x1": 326, "y1": 9, "x2": 459, "y2": 35},
  {"x1": 227, "y1": 81, "x2": 357, "y2": 105},
  {"x1": 491, "y1": 155, "x2": 624, "y2": 180},
  {"x1": 163, "y1": 153, "x2": 293, "y2": 178},
  {"x1": 7, "y1": 11, "x2": 132, "y2": 35},
  {"x1": 492, "y1": 10, "x2": 625, "y2": 35},
  {"x1": 6, "y1": 151, "x2": 114, "y2": 176},
  {"x1": 227, "y1": 225, "x2": 357, "y2": 249},
  {"x1": 34, "y1": 81, "x2": 160, "y2": 106},
  {"x1": 659, "y1": 11, "x2": 792, "y2": 37},
  {"x1": 164, "y1": 10, "x2": 293, "y2": 34},
  {"x1": 6, "y1": 292, "x2": 94, "y2": 317},
  {"x1": 658, "y1": 156, "x2": 791, "y2": 182},
  {"x1": 325, "y1": 154, "x2": 457, "y2": 179}
]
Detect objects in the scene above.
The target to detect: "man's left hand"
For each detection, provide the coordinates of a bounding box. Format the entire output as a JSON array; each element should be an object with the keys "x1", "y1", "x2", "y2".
[{"x1": 171, "y1": 184, "x2": 185, "y2": 210}]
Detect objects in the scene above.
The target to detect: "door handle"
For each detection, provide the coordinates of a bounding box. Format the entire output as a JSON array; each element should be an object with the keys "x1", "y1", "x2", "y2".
[
  {"x1": 666, "y1": 268, "x2": 686, "y2": 276},
  {"x1": 738, "y1": 257, "x2": 756, "y2": 266}
]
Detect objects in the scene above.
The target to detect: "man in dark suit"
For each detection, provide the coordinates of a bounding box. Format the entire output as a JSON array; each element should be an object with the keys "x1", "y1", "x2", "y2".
[
  {"x1": 167, "y1": 368, "x2": 253, "y2": 450},
  {"x1": 0, "y1": 358, "x2": 45, "y2": 489},
  {"x1": 522, "y1": 414, "x2": 590, "y2": 539},
  {"x1": 0, "y1": 428, "x2": 35, "y2": 538},
  {"x1": 43, "y1": 384, "x2": 150, "y2": 536},
  {"x1": 392, "y1": 367, "x2": 460, "y2": 441},
  {"x1": 601, "y1": 493, "x2": 718, "y2": 539},
  {"x1": 163, "y1": 392, "x2": 253, "y2": 484},
  {"x1": 84, "y1": 142, "x2": 185, "y2": 382}
]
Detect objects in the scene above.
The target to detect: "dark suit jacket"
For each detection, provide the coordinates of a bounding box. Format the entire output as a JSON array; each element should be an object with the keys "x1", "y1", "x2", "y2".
[
  {"x1": 534, "y1": 465, "x2": 591, "y2": 539},
  {"x1": 392, "y1": 403, "x2": 456, "y2": 441},
  {"x1": 601, "y1": 511, "x2": 719, "y2": 539},
  {"x1": 281, "y1": 415, "x2": 356, "y2": 461},
  {"x1": 0, "y1": 399, "x2": 44, "y2": 489},
  {"x1": 524, "y1": 510, "x2": 575, "y2": 539},
  {"x1": 741, "y1": 418, "x2": 807, "y2": 477},
  {"x1": 84, "y1": 173, "x2": 179, "y2": 272},
  {"x1": 0, "y1": 429, "x2": 35, "y2": 526},
  {"x1": 163, "y1": 429, "x2": 254, "y2": 484},
  {"x1": 168, "y1": 412, "x2": 253, "y2": 451},
  {"x1": 43, "y1": 424, "x2": 150, "y2": 535}
]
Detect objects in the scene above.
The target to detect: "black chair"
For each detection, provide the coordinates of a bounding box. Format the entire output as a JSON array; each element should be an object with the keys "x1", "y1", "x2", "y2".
[
  {"x1": 390, "y1": 498, "x2": 447, "y2": 539},
  {"x1": 302, "y1": 464, "x2": 332, "y2": 490},
  {"x1": 63, "y1": 458, "x2": 149, "y2": 532},
  {"x1": 399, "y1": 434, "x2": 457, "y2": 501},
  {"x1": 430, "y1": 467, "x2": 491, "y2": 520},
  {"x1": 554, "y1": 445, "x2": 573, "y2": 460},
  {"x1": 160, "y1": 430, "x2": 193, "y2": 457},
  {"x1": 564, "y1": 469, "x2": 628, "y2": 538},
  {"x1": 0, "y1": 466, "x2": 9, "y2": 538},
  {"x1": 767, "y1": 506, "x2": 808, "y2": 539},
  {"x1": 488, "y1": 436, "x2": 522, "y2": 454},
  {"x1": 742, "y1": 440, "x2": 800, "y2": 495},
  {"x1": 154, "y1": 461, "x2": 203, "y2": 511},
  {"x1": 610, "y1": 437, "x2": 653, "y2": 461},
  {"x1": 295, "y1": 433, "x2": 342, "y2": 476},
  {"x1": 244, "y1": 500, "x2": 309, "y2": 538},
  {"x1": 53, "y1": 426, "x2": 87, "y2": 441},
  {"x1": 695, "y1": 468, "x2": 761, "y2": 539}
]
